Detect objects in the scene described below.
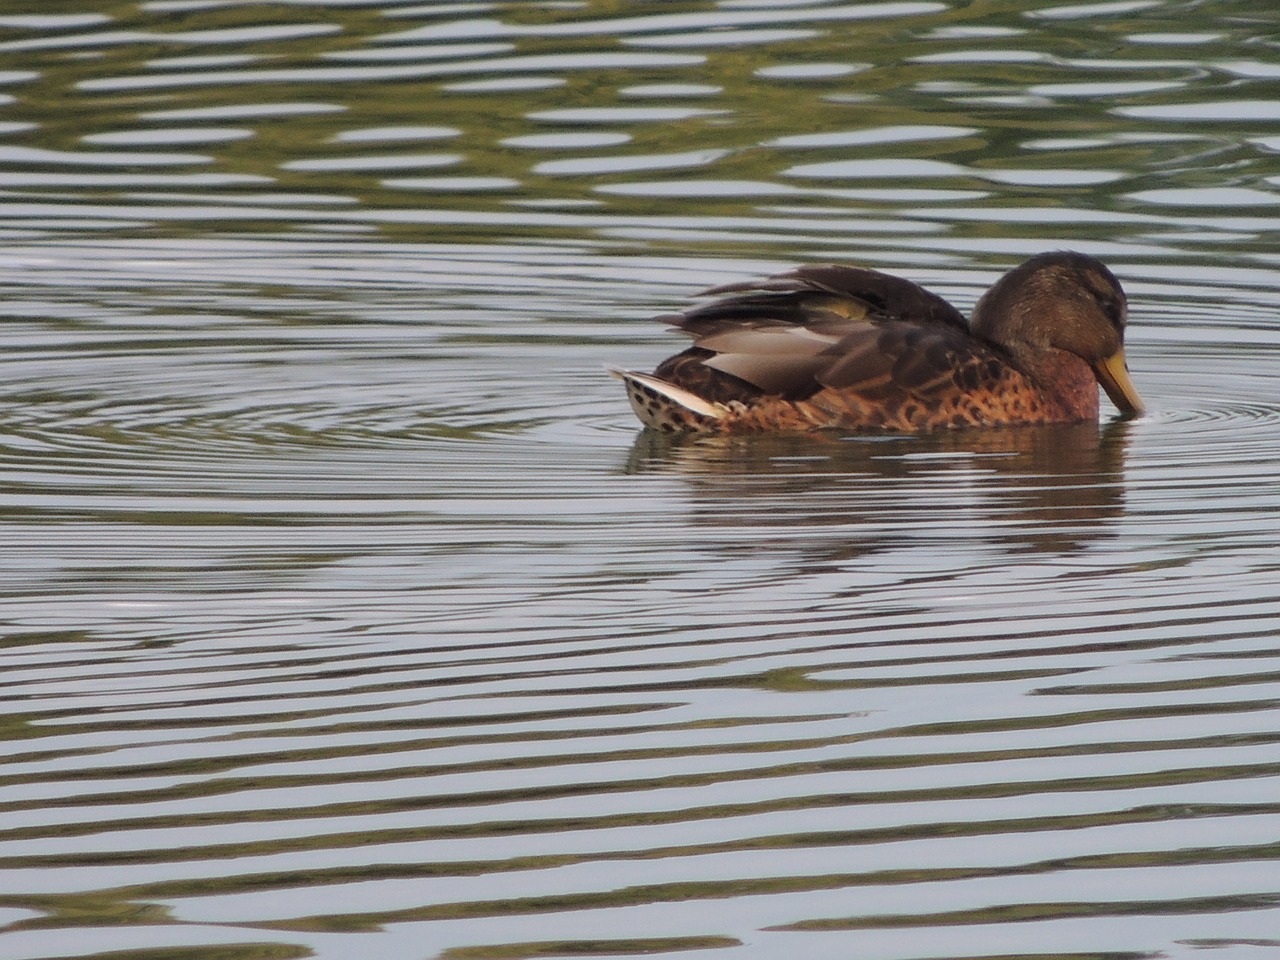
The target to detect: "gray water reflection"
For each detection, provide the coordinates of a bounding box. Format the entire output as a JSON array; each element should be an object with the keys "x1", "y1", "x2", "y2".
[
  {"x1": 625, "y1": 422, "x2": 1131, "y2": 557},
  {"x1": 1, "y1": 1, "x2": 1280, "y2": 960}
]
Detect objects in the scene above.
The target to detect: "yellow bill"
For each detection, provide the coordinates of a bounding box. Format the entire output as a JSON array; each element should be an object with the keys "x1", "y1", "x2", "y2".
[{"x1": 1093, "y1": 348, "x2": 1144, "y2": 416}]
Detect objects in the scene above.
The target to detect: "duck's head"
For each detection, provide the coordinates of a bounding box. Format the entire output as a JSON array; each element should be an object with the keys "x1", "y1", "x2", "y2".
[{"x1": 972, "y1": 252, "x2": 1144, "y2": 416}]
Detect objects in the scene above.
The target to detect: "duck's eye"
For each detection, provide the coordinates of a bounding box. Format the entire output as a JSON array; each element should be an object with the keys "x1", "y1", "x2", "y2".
[{"x1": 1094, "y1": 289, "x2": 1125, "y2": 328}]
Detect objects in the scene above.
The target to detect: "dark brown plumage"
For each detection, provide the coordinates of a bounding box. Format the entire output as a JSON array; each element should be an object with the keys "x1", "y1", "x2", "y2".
[{"x1": 609, "y1": 252, "x2": 1144, "y2": 433}]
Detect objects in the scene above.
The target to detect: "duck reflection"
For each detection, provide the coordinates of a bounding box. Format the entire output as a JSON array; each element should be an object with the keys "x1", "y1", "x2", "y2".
[{"x1": 621, "y1": 420, "x2": 1132, "y2": 557}]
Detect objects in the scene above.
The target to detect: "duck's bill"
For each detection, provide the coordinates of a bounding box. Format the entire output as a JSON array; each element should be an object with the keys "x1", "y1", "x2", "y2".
[{"x1": 1093, "y1": 348, "x2": 1145, "y2": 416}]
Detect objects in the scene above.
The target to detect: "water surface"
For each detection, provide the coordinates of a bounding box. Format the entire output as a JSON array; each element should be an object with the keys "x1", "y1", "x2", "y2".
[{"x1": 2, "y1": 2, "x2": 1280, "y2": 960}]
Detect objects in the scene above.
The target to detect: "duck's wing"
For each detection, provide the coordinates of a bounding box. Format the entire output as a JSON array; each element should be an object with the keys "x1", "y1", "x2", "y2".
[
  {"x1": 662, "y1": 265, "x2": 987, "y2": 402},
  {"x1": 696, "y1": 264, "x2": 968, "y2": 332}
]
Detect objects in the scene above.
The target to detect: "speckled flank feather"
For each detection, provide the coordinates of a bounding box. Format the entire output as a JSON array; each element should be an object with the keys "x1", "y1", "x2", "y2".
[{"x1": 796, "y1": 365, "x2": 1060, "y2": 430}]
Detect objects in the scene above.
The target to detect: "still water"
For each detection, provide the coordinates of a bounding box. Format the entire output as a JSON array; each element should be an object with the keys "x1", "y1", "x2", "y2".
[{"x1": 1, "y1": 2, "x2": 1280, "y2": 959}]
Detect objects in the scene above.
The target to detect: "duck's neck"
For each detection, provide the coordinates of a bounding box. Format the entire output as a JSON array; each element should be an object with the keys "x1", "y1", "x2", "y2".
[{"x1": 1016, "y1": 346, "x2": 1099, "y2": 421}]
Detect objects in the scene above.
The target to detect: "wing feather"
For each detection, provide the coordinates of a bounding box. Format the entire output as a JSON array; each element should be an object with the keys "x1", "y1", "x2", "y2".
[
  {"x1": 695, "y1": 265, "x2": 967, "y2": 330},
  {"x1": 817, "y1": 322, "x2": 1005, "y2": 404},
  {"x1": 654, "y1": 264, "x2": 986, "y2": 404}
]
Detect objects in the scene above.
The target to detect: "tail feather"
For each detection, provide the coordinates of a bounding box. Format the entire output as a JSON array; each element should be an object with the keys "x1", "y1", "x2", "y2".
[{"x1": 606, "y1": 366, "x2": 725, "y2": 431}]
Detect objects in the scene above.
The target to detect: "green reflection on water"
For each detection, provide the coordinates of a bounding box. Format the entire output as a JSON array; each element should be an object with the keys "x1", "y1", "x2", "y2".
[{"x1": 0, "y1": 0, "x2": 1273, "y2": 257}]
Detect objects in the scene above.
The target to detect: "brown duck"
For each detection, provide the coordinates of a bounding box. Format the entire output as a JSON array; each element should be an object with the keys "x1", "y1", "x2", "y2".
[{"x1": 609, "y1": 251, "x2": 1144, "y2": 433}]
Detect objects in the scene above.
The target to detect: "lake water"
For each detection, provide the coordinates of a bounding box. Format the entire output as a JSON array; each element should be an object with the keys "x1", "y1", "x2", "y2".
[{"x1": 1, "y1": 3, "x2": 1280, "y2": 959}]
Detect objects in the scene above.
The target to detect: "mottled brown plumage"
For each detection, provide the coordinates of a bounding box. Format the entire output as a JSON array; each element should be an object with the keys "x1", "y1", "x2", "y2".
[{"x1": 609, "y1": 252, "x2": 1144, "y2": 433}]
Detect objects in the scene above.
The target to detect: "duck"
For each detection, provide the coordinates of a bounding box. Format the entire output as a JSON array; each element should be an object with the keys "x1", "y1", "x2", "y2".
[{"x1": 608, "y1": 251, "x2": 1144, "y2": 433}]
